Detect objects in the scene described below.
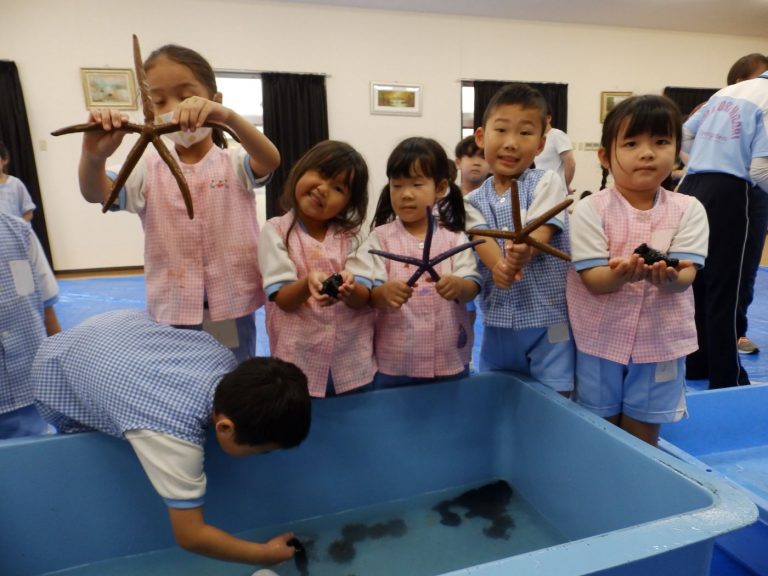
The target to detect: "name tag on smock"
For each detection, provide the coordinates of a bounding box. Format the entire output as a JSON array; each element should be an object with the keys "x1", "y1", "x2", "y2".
[{"x1": 9, "y1": 260, "x2": 34, "y2": 296}]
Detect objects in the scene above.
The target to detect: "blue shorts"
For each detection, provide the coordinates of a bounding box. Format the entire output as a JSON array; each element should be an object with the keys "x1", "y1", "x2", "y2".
[
  {"x1": 575, "y1": 351, "x2": 687, "y2": 424},
  {"x1": 479, "y1": 324, "x2": 574, "y2": 392}
]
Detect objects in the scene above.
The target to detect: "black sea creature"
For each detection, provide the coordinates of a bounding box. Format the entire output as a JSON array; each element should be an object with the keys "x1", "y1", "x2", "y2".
[
  {"x1": 328, "y1": 518, "x2": 408, "y2": 564},
  {"x1": 328, "y1": 538, "x2": 356, "y2": 563},
  {"x1": 287, "y1": 536, "x2": 309, "y2": 576},
  {"x1": 433, "y1": 480, "x2": 515, "y2": 539},
  {"x1": 320, "y1": 273, "x2": 344, "y2": 299},
  {"x1": 633, "y1": 243, "x2": 679, "y2": 267}
]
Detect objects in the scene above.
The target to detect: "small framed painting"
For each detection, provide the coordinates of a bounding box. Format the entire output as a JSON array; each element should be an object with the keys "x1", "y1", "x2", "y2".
[
  {"x1": 600, "y1": 91, "x2": 633, "y2": 123},
  {"x1": 80, "y1": 68, "x2": 138, "y2": 109},
  {"x1": 371, "y1": 82, "x2": 422, "y2": 116}
]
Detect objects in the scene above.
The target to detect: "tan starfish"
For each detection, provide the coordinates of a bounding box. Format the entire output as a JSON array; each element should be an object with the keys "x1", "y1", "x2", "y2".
[
  {"x1": 469, "y1": 179, "x2": 573, "y2": 261},
  {"x1": 51, "y1": 35, "x2": 239, "y2": 219}
]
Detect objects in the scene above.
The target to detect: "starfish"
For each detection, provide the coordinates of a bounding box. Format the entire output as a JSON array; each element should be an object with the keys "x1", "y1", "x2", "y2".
[
  {"x1": 51, "y1": 35, "x2": 240, "y2": 219},
  {"x1": 369, "y1": 207, "x2": 485, "y2": 286},
  {"x1": 469, "y1": 178, "x2": 573, "y2": 261}
]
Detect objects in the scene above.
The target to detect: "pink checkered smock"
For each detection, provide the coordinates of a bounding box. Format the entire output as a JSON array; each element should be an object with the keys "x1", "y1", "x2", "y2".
[
  {"x1": 137, "y1": 147, "x2": 265, "y2": 325},
  {"x1": 263, "y1": 213, "x2": 376, "y2": 397},
  {"x1": 567, "y1": 187, "x2": 708, "y2": 365},
  {"x1": 371, "y1": 221, "x2": 477, "y2": 378}
]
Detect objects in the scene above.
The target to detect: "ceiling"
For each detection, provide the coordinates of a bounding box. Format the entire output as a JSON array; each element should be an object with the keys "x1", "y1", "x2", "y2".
[{"x1": 277, "y1": 0, "x2": 768, "y2": 38}]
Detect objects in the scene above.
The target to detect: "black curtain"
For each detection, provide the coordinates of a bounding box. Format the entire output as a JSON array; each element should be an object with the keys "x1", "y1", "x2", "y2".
[
  {"x1": 0, "y1": 61, "x2": 52, "y2": 263},
  {"x1": 473, "y1": 80, "x2": 569, "y2": 131},
  {"x1": 262, "y1": 73, "x2": 328, "y2": 218},
  {"x1": 663, "y1": 86, "x2": 718, "y2": 118}
]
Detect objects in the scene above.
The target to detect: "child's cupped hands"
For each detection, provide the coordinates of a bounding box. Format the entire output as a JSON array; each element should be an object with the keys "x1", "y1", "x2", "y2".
[
  {"x1": 647, "y1": 259, "x2": 693, "y2": 288},
  {"x1": 608, "y1": 253, "x2": 649, "y2": 284}
]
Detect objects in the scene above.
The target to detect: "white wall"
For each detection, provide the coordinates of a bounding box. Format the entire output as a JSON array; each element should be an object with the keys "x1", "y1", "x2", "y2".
[{"x1": 4, "y1": 0, "x2": 766, "y2": 271}]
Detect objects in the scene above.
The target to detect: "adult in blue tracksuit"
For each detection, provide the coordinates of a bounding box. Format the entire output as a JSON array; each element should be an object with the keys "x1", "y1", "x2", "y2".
[{"x1": 679, "y1": 59, "x2": 768, "y2": 389}]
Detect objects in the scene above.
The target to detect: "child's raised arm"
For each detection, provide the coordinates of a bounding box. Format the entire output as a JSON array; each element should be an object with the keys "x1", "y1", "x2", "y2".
[
  {"x1": 168, "y1": 507, "x2": 295, "y2": 566},
  {"x1": 78, "y1": 108, "x2": 129, "y2": 204},
  {"x1": 176, "y1": 95, "x2": 280, "y2": 178}
]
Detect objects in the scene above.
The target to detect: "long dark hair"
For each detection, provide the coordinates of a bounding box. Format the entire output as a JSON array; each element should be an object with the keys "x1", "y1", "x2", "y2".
[
  {"x1": 372, "y1": 137, "x2": 466, "y2": 232},
  {"x1": 280, "y1": 140, "x2": 369, "y2": 244},
  {"x1": 144, "y1": 44, "x2": 227, "y2": 149}
]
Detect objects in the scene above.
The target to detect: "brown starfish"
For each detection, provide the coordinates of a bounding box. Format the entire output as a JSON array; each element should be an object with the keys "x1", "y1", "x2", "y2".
[
  {"x1": 51, "y1": 35, "x2": 239, "y2": 219},
  {"x1": 469, "y1": 178, "x2": 573, "y2": 261}
]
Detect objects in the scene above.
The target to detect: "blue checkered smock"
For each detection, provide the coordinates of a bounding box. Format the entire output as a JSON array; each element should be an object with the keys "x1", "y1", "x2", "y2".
[
  {"x1": 0, "y1": 215, "x2": 46, "y2": 414},
  {"x1": 467, "y1": 170, "x2": 569, "y2": 330},
  {"x1": 33, "y1": 309, "x2": 237, "y2": 445}
]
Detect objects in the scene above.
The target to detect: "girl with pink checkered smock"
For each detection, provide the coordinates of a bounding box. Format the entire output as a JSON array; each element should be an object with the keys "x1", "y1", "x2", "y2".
[
  {"x1": 567, "y1": 95, "x2": 709, "y2": 446},
  {"x1": 354, "y1": 137, "x2": 481, "y2": 388},
  {"x1": 258, "y1": 141, "x2": 376, "y2": 398},
  {"x1": 77, "y1": 44, "x2": 279, "y2": 363}
]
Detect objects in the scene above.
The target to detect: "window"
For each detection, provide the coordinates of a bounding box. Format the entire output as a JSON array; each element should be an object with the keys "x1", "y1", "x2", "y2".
[
  {"x1": 214, "y1": 71, "x2": 267, "y2": 223},
  {"x1": 215, "y1": 71, "x2": 264, "y2": 141},
  {"x1": 461, "y1": 81, "x2": 475, "y2": 139}
]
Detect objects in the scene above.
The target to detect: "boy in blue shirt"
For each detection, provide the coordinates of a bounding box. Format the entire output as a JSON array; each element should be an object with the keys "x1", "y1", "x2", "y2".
[
  {"x1": 0, "y1": 212, "x2": 60, "y2": 438},
  {"x1": 33, "y1": 308, "x2": 310, "y2": 568},
  {"x1": 466, "y1": 83, "x2": 574, "y2": 394}
]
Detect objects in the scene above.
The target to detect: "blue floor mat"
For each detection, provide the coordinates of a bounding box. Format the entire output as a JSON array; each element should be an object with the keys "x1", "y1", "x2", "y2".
[{"x1": 57, "y1": 268, "x2": 768, "y2": 388}]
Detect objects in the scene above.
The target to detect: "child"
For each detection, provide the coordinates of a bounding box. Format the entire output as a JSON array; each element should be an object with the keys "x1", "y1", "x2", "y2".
[
  {"x1": 0, "y1": 212, "x2": 60, "y2": 438},
  {"x1": 32, "y1": 308, "x2": 311, "y2": 567},
  {"x1": 0, "y1": 141, "x2": 36, "y2": 221},
  {"x1": 454, "y1": 135, "x2": 490, "y2": 195},
  {"x1": 567, "y1": 95, "x2": 708, "y2": 445},
  {"x1": 357, "y1": 137, "x2": 481, "y2": 387},
  {"x1": 258, "y1": 140, "x2": 375, "y2": 397},
  {"x1": 78, "y1": 44, "x2": 280, "y2": 362},
  {"x1": 466, "y1": 83, "x2": 574, "y2": 394}
]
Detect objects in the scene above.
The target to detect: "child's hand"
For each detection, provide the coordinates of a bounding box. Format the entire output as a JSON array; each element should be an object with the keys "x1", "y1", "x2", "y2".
[
  {"x1": 434, "y1": 275, "x2": 463, "y2": 301},
  {"x1": 491, "y1": 241, "x2": 530, "y2": 288},
  {"x1": 82, "y1": 108, "x2": 129, "y2": 160},
  {"x1": 260, "y1": 532, "x2": 296, "y2": 565},
  {"x1": 306, "y1": 271, "x2": 336, "y2": 306},
  {"x1": 335, "y1": 270, "x2": 356, "y2": 301},
  {"x1": 647, "y1": 260, "x2": 694, "y2": 289},
  {"x1": 504, "y1": 240, "x2": 532, "y2": 272},
  {"x1": 608, "y1": 253, "x2": 648, "y2": 284},
  {"x1": 172, "y1": 96, "x2": 230, "y2": 132},
  {"x1": 376, "y1": 280, "x2": 414, "y2": 308}
]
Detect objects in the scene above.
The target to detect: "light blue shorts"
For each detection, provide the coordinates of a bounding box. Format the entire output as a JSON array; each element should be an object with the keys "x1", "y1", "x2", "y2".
[
  {"x1": 575, "y1": 351, "x2": 687, "y2": 424},
  {"x1": 479, "y1": 324, "x2": 574, "y2": 392}
]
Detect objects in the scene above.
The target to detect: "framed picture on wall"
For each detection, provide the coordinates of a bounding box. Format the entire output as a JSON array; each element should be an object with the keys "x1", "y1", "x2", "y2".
[
  {"x1": 370, "y1": 82, "x2": 422, "y2": 116},
  {"x1": 80, "y1": 68, "x2": 138, "y2": 109},
  {"x1": 600, "y1": 91, "x2": 632, "y2": 123}
]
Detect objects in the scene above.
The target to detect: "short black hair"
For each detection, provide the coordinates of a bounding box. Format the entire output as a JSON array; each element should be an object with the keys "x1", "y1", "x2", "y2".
[
  {"x1": 481, "y1": 83, "x2": 548, "y2": 132},
  {"x1": 454, "y1": 135, "x2": 483, "y2": 159},
  {"x1": 213, "y1": 357, "x2": 311, "y2": 448}
]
